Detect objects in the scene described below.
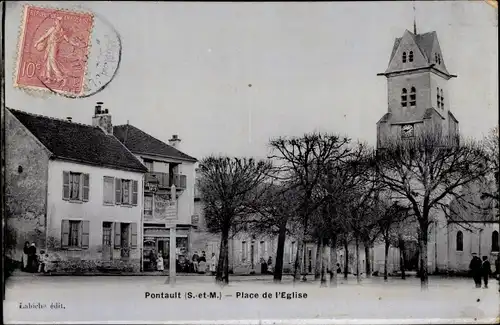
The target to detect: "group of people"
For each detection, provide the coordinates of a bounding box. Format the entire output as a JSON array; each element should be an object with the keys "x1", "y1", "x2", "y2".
[
  {"x1": 192, "y1": 251, "x2": 217, "y2": 275},
  {"x1": 147, "y1": 249, "x2": 217, "y2": 274},
  {"x1": 21, "y1": 241, "x2": 51, "y2": 273},
  {"x1": 469, "y1": 253, "x2": 492, "y2": 288}
]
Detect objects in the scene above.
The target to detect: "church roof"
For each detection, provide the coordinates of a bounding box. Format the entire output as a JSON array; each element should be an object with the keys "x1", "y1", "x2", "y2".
[{"x1": 387, "y1": 30, "x2": 451, "y2": 76}]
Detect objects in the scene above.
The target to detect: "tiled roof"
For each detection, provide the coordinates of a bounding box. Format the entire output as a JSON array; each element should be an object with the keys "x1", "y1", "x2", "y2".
[
  {"x1": 9, "y1": 108, "x2": 147, "y2": 173},
  {"x1": 414, "y1": 32, "x2": 436, "y2": 62},
  {"x1": 389, "y1": 37, "x2": 402, "y2": 63},
  {"x1": 113, "y1": 125, "x2": 197, "y2": 162}
]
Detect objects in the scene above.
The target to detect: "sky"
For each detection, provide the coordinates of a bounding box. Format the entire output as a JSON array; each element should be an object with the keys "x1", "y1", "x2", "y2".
[{"x1": 5, "y1": 1, "x2": 498, "y2": 161}]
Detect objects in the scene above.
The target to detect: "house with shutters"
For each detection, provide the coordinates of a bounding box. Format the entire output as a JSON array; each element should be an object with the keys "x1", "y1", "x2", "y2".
[
  {"x1": 113, "y1": 123, "x2": 197, "y2": 271},
  {"x1": 4, "y1": 106, "x2": 148, "y2": 273}
]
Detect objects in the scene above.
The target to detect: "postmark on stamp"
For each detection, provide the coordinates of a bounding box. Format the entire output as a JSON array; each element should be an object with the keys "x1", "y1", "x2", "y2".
[{"x1": 14, "y1": 5, "x2": 121, "y2": 98}]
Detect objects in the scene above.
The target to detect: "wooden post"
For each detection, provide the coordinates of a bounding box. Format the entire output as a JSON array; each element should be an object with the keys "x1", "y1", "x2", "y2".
[{"x1": 169, "y1": 184, "x2": 177, "y2": 286}]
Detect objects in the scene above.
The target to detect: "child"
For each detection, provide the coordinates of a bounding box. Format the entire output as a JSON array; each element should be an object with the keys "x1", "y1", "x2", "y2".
[{"x1": 157, "y1": 252, "x2": 164, "y2": 272}]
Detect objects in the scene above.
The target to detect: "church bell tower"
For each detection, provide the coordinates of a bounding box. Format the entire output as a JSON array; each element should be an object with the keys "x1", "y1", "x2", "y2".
[{"x1": 376, "y1": 28, "x2": 460, "y2": 149}]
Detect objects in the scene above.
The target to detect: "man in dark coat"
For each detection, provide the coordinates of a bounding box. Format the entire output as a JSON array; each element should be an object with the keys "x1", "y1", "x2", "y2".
[
  {"x1": 481, "y1": 256, "x2": 491, "y2": 289},
  {"x1": 27, "y1": 243, "x2": 37, "y2": 273},
  {"x1": 469, "y1": 253, "x2": 482, "y2": 288}
]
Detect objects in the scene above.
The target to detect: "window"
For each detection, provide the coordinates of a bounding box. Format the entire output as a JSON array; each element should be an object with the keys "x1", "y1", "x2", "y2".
[
  {"x1": 113, "y1": 178, "x2": 139, "y2": 206},
  {"x1": 440, "y1": 89, "x2": 444, "y2": 108},
  {"x1": 456, "y1": 231, "x2": 463, "y2": 252},
  {"x1": 492, "y1": 231, "x2": 499, "y2": 252},
  {"x1": 409, "y1": 87, "x2": 416, "y2": 106},
  {"x1": 408, "y1": 51, "x2": 414, "y2": 62},
  {"x1": 435, "y1": 53, "x2": 441, "y2": 64},
  {"x1": 102, "y1": 222, "x2": 112, "y2": 246},
  {"x1": 63, "y1": 171, "x2": 89, "y2": 202},
  {"x1": 291, "y1": 241, "x2": 296, "y2": 263},
  {"x1": 402, "y1": 51, "x2": 407, "y2": 63},
  {"x1": 103, "y1": 177, "x2": 114, "y2": 204},
  {"x1": 242, "y1": 241, "x2": 247, "y2": 261},
  {"x1": 61, "y1": 220, "x2": 89, "y2": 249},
  {"x1": 437, "y1": 87, "x2": 441, "y2": 109},
  {"x1": 401, "y1": 88, "x2": 408, "y2": 107},
  {"x1": 144, "y1": 195, "x2": 153, "y2": 216},
  {"x1": 113, "y1": 222, "x2": 138, "y2": 256},
  {"x1": 143, "y1": 160, "x2": 153, "y2": 171}
]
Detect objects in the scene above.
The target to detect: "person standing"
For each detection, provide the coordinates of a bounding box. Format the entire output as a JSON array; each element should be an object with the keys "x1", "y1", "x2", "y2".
[
  {"x1": 27, "y1": 243, "x2": 37, "y2": 273},
  {"x1": 481, "y1": 256, "x2": 491, "y2": 289},
  {"x1": 469, "y1": 253, "x2": 482, "y2": 288},
  {"x1": 157, "y1": 252, "x2": 164, "y2": 272},
  {"x1": 22, "y1": 241, "x2": 30, "y2": 272},
  {"x1": 210, "y1": 253, "x2": 217, "y2": 276},
  {"x1": 149, "y1": 249, "x2": 157, "y2": 271},
  {"x1": 192, "y1": 251, "x2": 199, "y2": 273}
]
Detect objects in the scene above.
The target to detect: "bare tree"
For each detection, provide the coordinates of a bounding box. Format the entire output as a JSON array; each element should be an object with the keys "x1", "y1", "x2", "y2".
[
  {"x1": 373, "y1": 198, "x2": 411, "y2": 281},
  {"x1": 246, "y1": 183, "x2": 299, "y2": 282},
  {"x1": 269, "y1": 132, "x2": 351, "y2": 281},
  {"x1": 197, "y1": 156, "x2": 273, "y2": 284},
  {"x1": 374, "y1": 133, "x2": 489, "y2": 290}
]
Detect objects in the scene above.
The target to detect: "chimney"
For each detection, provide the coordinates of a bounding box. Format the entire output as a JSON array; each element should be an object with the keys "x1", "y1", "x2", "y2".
[
  {"x1": 92, "y1": 101, "x2": 113, "y2": 135},
  {"x1": 168, "y1": 134, "x2": 181, "y2": 149},
  {"x1": 66, "y1": 117, "x2": 72, "y2": 122}
]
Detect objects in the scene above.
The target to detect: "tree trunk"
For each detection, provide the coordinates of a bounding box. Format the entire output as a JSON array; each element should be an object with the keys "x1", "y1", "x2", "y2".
[
  {"x1": 343, "y1": 237, "x2": 349, "y2": 280},
  {"x1": 216, "y1": 228, "x2": 229, "y2": 284},
  {"x1": 293, "y1": 235, "x2": 305, "y2": 282},
  {"x1": 399, "y1": 235, "x2": 406, "y2": 280},
  {"x1": 355, "y1": 236, "x2": 361, "y2": 284},
  {"x1": 364, "y1": 242, "x2": 371, "y2": 278},
  {"x1": 384, "y1": 237, "x2": 389, "y2": 282},
  {"x1": 273, "y1": 220, "x2": 287, "y2": 283},
  {"x1": 315, "y1": 238, "x2": 321, "y2": 280},
  {"x1": 329, "y1": 237, "x2": 338, "y2": 287},
  {"x1": 320, "y1": 238, "x2": 327, "y2": 287},
  {"x1": 418, "y1": 223, "x2": 429, "y2": 290}
]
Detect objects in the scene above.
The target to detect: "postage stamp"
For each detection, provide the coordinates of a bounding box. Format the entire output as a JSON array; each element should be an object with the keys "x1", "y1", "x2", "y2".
[{"x1": 14, "y1": 5, "x2": 94, "y2": 96}]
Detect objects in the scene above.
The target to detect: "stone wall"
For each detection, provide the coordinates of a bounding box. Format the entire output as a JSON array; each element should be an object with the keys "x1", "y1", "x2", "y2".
[{"x1": 5, "y1": 109, "x2": 50, "y2": 262}]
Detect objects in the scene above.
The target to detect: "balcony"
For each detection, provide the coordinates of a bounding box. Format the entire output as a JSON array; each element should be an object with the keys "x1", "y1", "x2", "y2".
[
  {"x1": 145, "y1": 172, "x2": 186, "y2": 190},
  {"x1": 145, "y1": 172, "x2": 170, "y2": 189}
]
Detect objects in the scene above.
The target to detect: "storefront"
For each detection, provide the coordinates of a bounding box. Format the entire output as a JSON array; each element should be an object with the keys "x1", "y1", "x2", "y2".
[{"x1": 142, "y1": 193, "x2": 192, "y2": 271}]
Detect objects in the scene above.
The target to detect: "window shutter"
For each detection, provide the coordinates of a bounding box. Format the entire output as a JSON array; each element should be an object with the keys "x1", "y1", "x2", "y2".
[
  {"x1": 82, "y1": 174, "x2": 90, "y2": 202},
  {"x1": 61, "y1": 220, "x2": 70, "y2": 248},
  {"x1": 115, "y1": 178, "x2": 122, "y2": 205},
  {"x1": 62, "y1": 172, "x2": 70, "y2": 200},
  {"x1": 81, "y1": 220, "x2": 90, "y2": 248},
  {"x1": 114, "y1": 222, "x2": 121, "y2": 248},
  {"x1": 132, "y1": 180, "x2": 138, "y2": 206},
  {"x1": 131, "y1": 223, "x2": 138, "y2": 249}
]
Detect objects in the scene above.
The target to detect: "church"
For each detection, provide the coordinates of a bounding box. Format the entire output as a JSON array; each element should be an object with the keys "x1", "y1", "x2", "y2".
[{"x1": 373, "y1": 26, "x2": 499, "y2": 275}]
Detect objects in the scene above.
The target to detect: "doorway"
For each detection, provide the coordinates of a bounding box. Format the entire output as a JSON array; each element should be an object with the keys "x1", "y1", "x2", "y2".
[
  {"x1": 250, "y1": 243, "x2": 255, "y2": 268},
  {"x1": 102, "y1": 222, "x2": 113, "y2": 261}
]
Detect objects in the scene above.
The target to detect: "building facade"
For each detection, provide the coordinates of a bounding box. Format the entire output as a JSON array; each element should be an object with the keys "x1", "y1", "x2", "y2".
[
  {"x1": 5, "y1": 106, "x2": 147, "y2": 272},
  {"x1": 113, "y1": 124, "x2": 197, "y2": 271}
]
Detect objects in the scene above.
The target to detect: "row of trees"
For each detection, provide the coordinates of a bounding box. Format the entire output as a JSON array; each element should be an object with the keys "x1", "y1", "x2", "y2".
[{"x1": 197, "y1": 128, "x2": 498, "y2": 290}]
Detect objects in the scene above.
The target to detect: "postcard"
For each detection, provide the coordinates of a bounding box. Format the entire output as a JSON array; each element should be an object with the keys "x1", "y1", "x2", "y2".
[{"x1": 2, "y1": 1, "x2": 499, "y2": 324}]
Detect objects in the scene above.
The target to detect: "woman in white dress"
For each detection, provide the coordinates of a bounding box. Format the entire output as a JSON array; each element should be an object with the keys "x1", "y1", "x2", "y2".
[
  {"x1": 157, "y1": 252, "x2": 164, "y2": 272},
  {"x1": 22, "y1": 241, "x2": 30, "y2": 271},
  {"x1": 210, "y1": 253, "x2": 217, "y2": 276}
]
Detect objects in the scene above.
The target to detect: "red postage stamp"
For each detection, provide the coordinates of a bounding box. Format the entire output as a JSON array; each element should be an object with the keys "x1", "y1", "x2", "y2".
[{"x1": 14, "y1": 5, "x2": 94, "y2": 96}]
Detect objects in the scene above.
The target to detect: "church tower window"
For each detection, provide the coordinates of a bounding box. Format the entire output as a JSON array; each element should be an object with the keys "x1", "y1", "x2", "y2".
[
  {"x1": 435, "y1": 53, "x2": 441, "y2": 65},
  {"x1": 408, "y1": 51, "x2": 414, "y2": 62},
  {"x1": 401, "y1": 88, "x2": 408, "y2": 107},
  {"x1": 440, "y1": 89, "x2": 444, "y2": 108},
  {"x1": 402, "y1": 52, "x2": 407, "y2": 63},
  {"x1": 409, "y1": 87, "x2": 416, "y2": 106},
  {"x1": 437, "y1": 87, "x2": 442, "y2": 109},
  {"x1": 456, "y1": 231, "x2": 463, "y2": 251},
  {"x1": 492, "y1": 231, "x2": 499, "y2": 252}
]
